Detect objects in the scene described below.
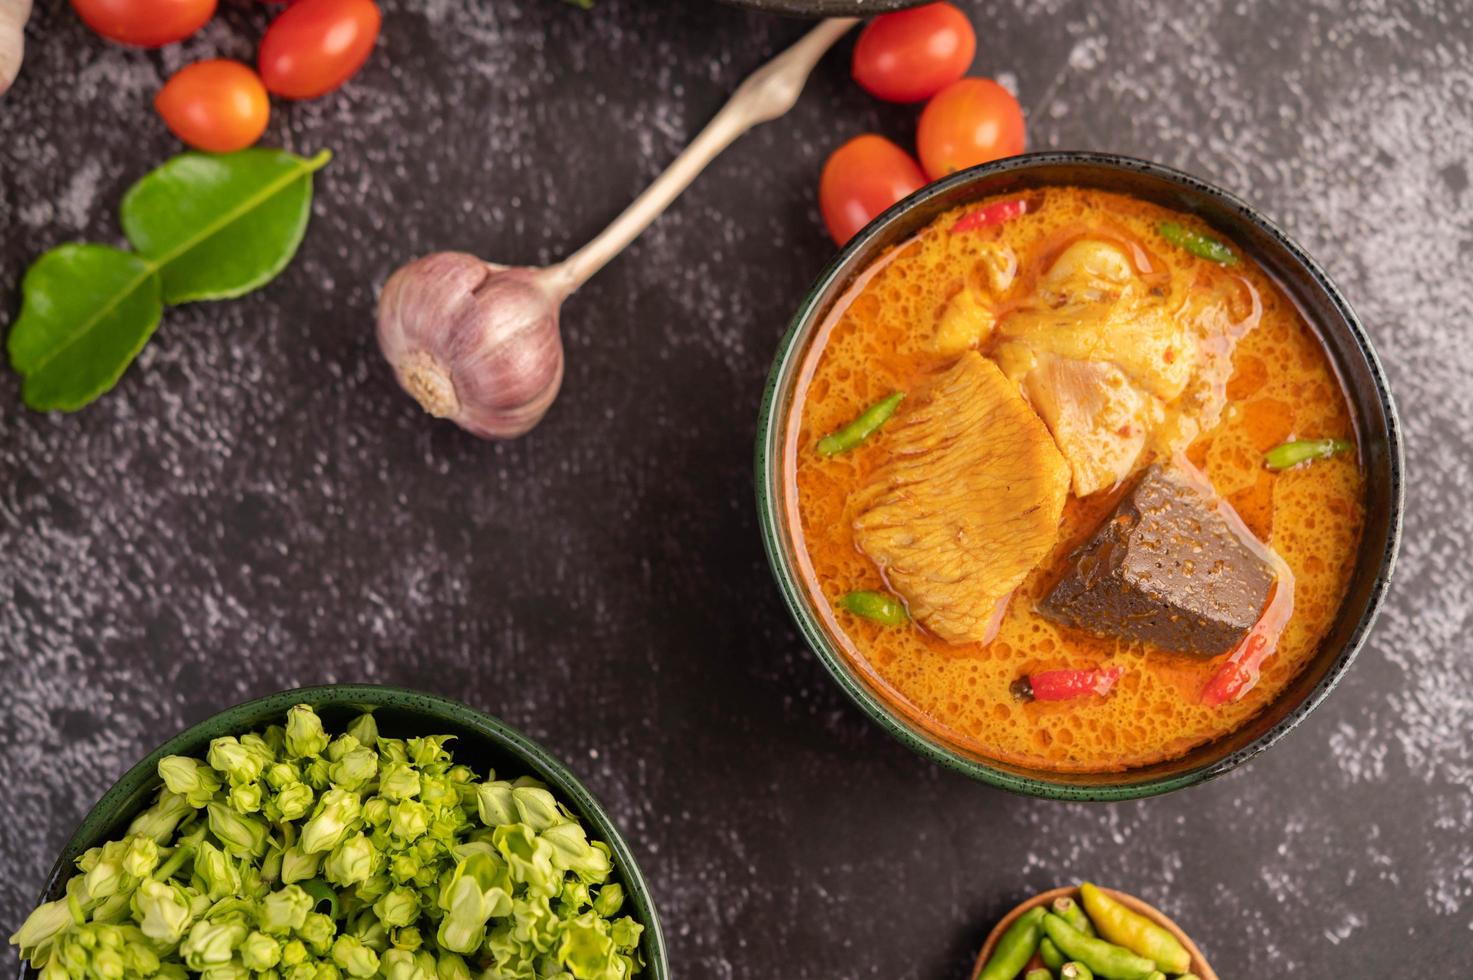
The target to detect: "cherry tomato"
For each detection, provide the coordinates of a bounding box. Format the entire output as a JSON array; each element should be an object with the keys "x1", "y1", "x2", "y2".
[
  {"x1": 916, "y1": 77, "x2": 1026, "y2": 179},
  {"x1": 851, "y1": 2, "x2": 976, "y2": 103},
  {"x1": 155, "y1": 60, "x2": 270, "y2": 153},
  {"x1": 258, "y1": 0, "x2": 381, "y2": 100},
  {"x1": 68, "y1": 0, "x2": 215, "y2": 47},
  {"x1": 819, "y1": 134, "x2": 927, "y2": 246}
]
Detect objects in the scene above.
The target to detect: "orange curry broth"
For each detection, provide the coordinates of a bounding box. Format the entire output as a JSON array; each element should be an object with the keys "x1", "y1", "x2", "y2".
[{"x1": 785, "y1": 187, "x2": 1365, "y2": 773}]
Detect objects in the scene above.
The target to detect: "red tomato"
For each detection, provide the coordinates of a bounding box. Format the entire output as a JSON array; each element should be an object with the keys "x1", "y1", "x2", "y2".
[
  {"x1": 819, "y1": 134, "x2": 927, "y2": 246},
  {"x1": 68, "y1": 0, "x2": 215, "y2": 47},
  {"x1": 916, "y1": 77, "x2": 1026, "y2": 179},
  {"x1": 155, "y1": 60, "x2": 270, "y2": 153},
  {"x1": 258, "y1": 0, "x2": 382, "y2": 100},
  {"x1": 851, "y1": 3, "x2": 976, "y2": 103}
]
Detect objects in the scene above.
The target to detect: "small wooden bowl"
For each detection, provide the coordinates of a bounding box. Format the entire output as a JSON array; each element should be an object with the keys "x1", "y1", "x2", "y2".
[{"x1": 971, "y1": 886, "x2": 1217, "y2": 980}]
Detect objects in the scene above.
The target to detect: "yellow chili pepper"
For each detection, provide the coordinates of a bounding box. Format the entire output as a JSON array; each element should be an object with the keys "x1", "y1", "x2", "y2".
[{"x1": 1079, "y1": 882, "x2": 1191, "y2": 975}]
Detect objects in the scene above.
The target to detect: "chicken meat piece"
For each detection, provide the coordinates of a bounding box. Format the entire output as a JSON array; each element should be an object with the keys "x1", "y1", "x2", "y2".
[
  {"x1": 994, "y1": 239, "x2": 1205, "y2": 496},
  {"x1": 853, "y1": 352, "x2": 1070, "y2": 643},
  {"x1": 932, "y1": 242, "x2": 1017, "y2": 356}
]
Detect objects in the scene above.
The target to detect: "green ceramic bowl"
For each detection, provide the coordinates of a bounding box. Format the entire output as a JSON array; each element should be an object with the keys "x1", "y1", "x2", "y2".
[
  {"x1": 22, "y1": 685, "x2": 668, "y2": 979},
  {"x1": 755, "y1": 152, "x2": 1403, "y2": 802}
]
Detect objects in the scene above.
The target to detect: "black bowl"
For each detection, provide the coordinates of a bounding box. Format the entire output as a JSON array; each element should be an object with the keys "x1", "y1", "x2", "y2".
[
  {"x1": 755, "y1": 151, "x2": 1404, "y2": 799},
  {"x1": 18, "y1": 686, "x2": 668, "y2": 978}
]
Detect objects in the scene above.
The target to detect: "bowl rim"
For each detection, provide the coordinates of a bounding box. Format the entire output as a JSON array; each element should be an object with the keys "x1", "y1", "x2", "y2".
[
  {"x1": 754, "y1": 150, "x2": 1405, "y2": 802},
  {"x1": 24, "y1": 684, "x2": 669, "y2": 980}
]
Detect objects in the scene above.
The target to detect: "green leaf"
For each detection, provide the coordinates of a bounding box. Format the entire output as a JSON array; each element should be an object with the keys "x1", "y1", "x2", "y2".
[
  {"x1": 6, "y1": 244, "x2": 163, "y2": 411},
  {"x1": 121, "y1": 148, "x2": 332, "y2": 305}
]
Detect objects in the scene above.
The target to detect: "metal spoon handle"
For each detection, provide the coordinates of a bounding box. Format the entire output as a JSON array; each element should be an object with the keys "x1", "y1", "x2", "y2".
[{"x1": 547, "y1": 17, "x2": 857, "y2": 295}]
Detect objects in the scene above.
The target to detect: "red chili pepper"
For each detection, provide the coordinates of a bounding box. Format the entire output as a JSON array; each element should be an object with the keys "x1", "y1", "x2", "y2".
[
  {"x1": 1014, "y1": 665, "x2": 1123, "y2": 702},
  {"x1": 1201, "y1": 629, "x2": 1271, "y2": 707},
  {"x1": 950, "y1": 197, "x2": 1028, "y2": 234}
]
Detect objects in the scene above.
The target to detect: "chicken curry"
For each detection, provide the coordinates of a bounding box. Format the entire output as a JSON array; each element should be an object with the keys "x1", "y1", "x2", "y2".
[{"x1": 786, "y1": 186, "x2": 1364, "y2": 772}]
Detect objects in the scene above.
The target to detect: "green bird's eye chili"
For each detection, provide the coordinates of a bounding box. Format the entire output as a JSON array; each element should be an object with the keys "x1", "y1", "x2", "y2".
[
  {"x1": 1263, "y1": 437, "x2": 1353, "y2": 471},
  {"x1": 1158, "y1": 220, "x2": 1238, "y2": 265},
  {"x1": 977, "y1": 906, "x2": 1047, "y2": 980},
  {"x1": 816, "y1": 391, "x2": 904, "y2": 455},
  {"x1": 1052, "y1": 895, "x2": 1097, "y2": 937},
  {"x1": 836, "y1": 590, "x2": 909, "y2": 626},
  {"x1": 1080, "y1": 882, "x2": 1191, "y2": 974},
  {"x1": 1042, "y1": 913, "x2": 1157, "y2": 980}
]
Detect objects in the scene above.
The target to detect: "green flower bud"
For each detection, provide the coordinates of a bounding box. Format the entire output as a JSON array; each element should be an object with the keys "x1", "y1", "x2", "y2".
[
  {"x1": 260, "y1": 885, "x2": 313, "y2": 935},
  {"x1": 435, "y1": 951, "x2": 472, "y2": 980},
  {"x1": 511, "y1": 787, "x2": 564, "y2": 832},
  {"x1": 118, "y1": 926, "x2": 162, "y2": 975},
  {"x1": 388, "y1": 853, "x2": 421, "y2": 885},
  {"x1": 475, "y1": 783, "x2": 517, "y2": 828},
  {"x1": 84, "y1": 854, "x2": 126, "y2": 901},
  {"x1": 324, "y1": 734, "x2": 360, "y2": 764},
  {"x1": 200, "y1": 964, "x2": 250, "y2": 980},
  {"x1": 376, "y1": 739, "x2": 408, "y2": 764},
  {"x1": 354, "y1": 873, "x2": 392, "y2": 905},
  {"x1": 280, "y1": 939, "x2": 309, "y2": 967},
  {"x1": 556, "y1": 914, "x2": 615, "y2": 979},
  {"x1": 207, "y1": 802, "x2": 270, "y2": 858},
  {"x1": 275, "y1": 782, "x2": 315, "y2": 822},
  {"x1": 280, "y1": 845, "x2": 323, "y2": 885},
  {"x1": 362, "y1": 797, "x2": 392, "y2": 826},
  {"x1": 592, "y1": 883, "x2": 624, "y2": 918},
  {"x1": 194, "y1": 840, "x2": 243, "y2": 900},
  {"x1": 406, "y1": 736, "x2": 452, "y2": 768},
  {"x1": 265, "y1": 762, "x2": 301, "y2": 791},
  {"x1": 208, "y1": 737, "x2": 266, "y2": 785},
  {"x1": 8, "y1": 898, "x2": 71, "y2": 960},
  {"x1": 285, "y1": 706, "x2": 330, "y2": 759},
  {"x1": 228, "y1": 781, "x2": 264, "y2": 813},
  {"x1": 379, "y1": 949, "x2": 433, "y2": 980},
  {"x1": 296, "y1": 912, "x2": 336, "y2": 954},
  {"x1": 373, "y1": 886, "x2": 420, "y2": 928},
  {"x1": 180, "y1": 919, "x2": 247, "y2": 970},
  {"x1": 542, "y1": 823, "x2": 611, "y2": 881},
  {"x1": 435, "y1": 852, "x2": 513, "y2": 954},
  {"x1": 159, "y1": 757, "x2": 222, "y2": 808},
  {"x1": 126, "y1": 789, "x2": 195, "y2": 844},
  {"x1": 121, "y1": 835, "x2": 160, "y2": 879},
  {"x1": 304, "y1": 756, "x2": 331, "y2": 790},
  {"x1": 418, "y1": 774, "x2": 456, "y2": 811},
  {"x1": 492, "y1": 824, "x2": 557, "y2": 895},
  {"x1": 610, "y1": 916, "x2": 643, "y2": 950},
  {"x1": 327, "y1": 748, "x2": 378, "y2": 791},
  {"x1": 378, "y1": 763, "x2": 421, "y2": 802},
  {"x1": 133, "y1": 880, "x2": 195, "y2": 944},
  {"x1": 300, "y1": 789, "x2": 361, "y2": 854},
  {"x1": 389, "y1": 925, "x2": 422, "y2": 951},
  {"x1": 331, "y1": 935, "x2": 380, "y2": 978},
  {"x1": 241, "y1": 930, "x2": 284, "y2": 971},
  {"x1": 240, "y1": 732, "x2": 278, "y2": 765},
  {"x1": 324, "y1": 833, "x2": 378, "y2": 886},
  {"x1": 389, "y1": 800, "x2": 429, "y2": 841},
  {"x1": 345, "y1": 713, "x2": 378, "y2": 749}
]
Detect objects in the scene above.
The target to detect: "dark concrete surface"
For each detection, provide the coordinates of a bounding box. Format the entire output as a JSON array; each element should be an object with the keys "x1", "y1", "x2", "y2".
[{"x1": 2, "y1": 0, "x2": 1471, "y2": 976}]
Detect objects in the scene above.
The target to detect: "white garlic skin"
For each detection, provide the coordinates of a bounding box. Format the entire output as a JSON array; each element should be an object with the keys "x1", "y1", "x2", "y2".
[{"x1": 376, "y1": 252, "x2": 565, "y2": 440}]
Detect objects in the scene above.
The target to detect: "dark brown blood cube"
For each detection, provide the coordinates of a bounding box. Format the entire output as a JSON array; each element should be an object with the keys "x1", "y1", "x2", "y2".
[{"x1": 1039, "y1": 465, "x2": 1275, "y2": 657}]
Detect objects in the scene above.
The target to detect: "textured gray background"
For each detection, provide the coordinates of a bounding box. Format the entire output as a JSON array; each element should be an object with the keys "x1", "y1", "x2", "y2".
[{"x1": 1, "y1": 0, "x2": 1470, "y2": 976}]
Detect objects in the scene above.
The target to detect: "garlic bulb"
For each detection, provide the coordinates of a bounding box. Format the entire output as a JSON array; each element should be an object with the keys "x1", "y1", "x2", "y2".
[
  {"x1": 372, "y1": 18, "x2": 856, "y2": 441},
  {"x1": 376, "y1": 252, "x2": 567, "y2": 440},
  {"x1": 0, "y1": 0, "x2": 31, "y2": 97}
]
